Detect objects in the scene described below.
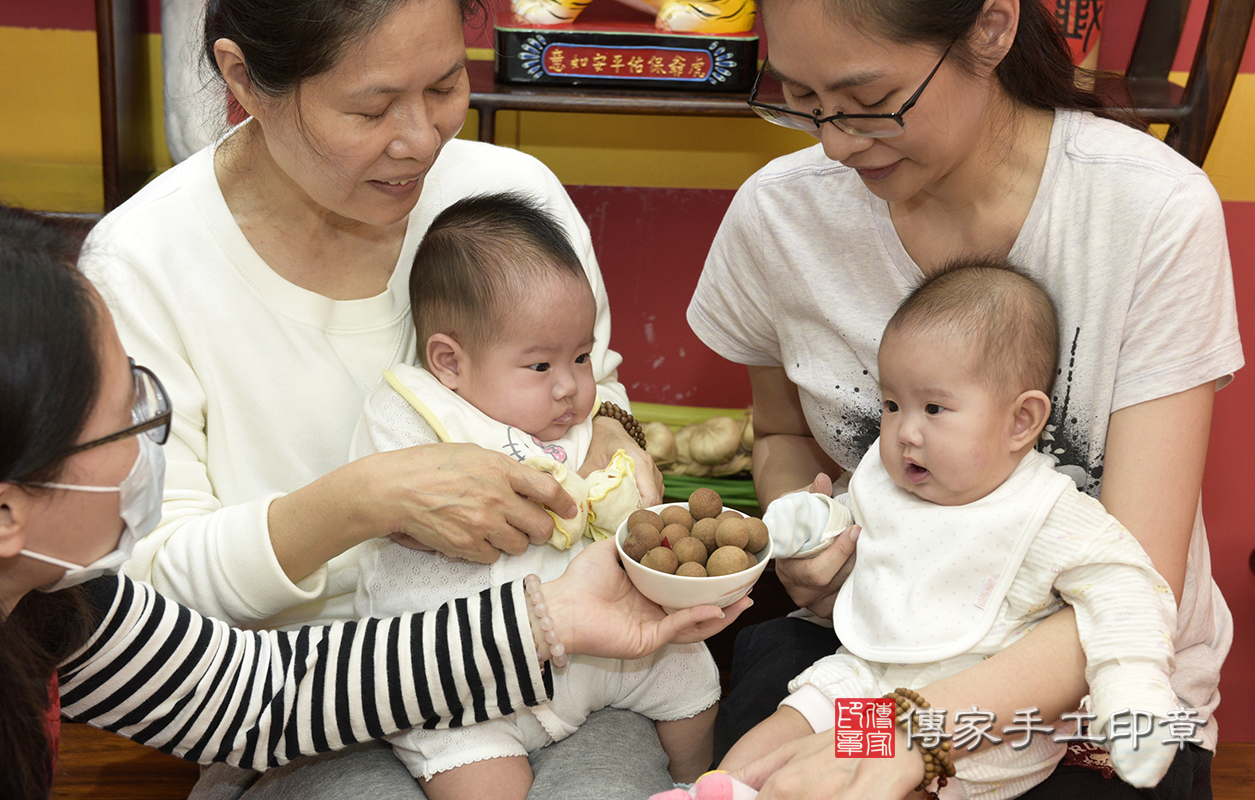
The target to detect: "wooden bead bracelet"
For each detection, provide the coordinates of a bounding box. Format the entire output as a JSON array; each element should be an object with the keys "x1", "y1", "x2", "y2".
[
  {"x1": 596, "y1": 400, "x2": 647, "y2": 451},
  {"x1": 883, "y1": 687, "x2": 956, "y2": 799}
]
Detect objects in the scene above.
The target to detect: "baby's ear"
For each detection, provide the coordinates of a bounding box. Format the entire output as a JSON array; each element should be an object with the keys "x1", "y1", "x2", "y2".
[
  {"x1": 426, "y1": 334, "x2": 464, "y2": 390},
  {"x1": 1010, "y1": 390, "x2": 1051, "y2": 450}
]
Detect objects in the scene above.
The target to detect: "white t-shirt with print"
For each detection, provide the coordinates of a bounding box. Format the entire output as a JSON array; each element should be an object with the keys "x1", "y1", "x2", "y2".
[{"x1": 688, "y1": 109, "x2": 1242, "y2": 749}]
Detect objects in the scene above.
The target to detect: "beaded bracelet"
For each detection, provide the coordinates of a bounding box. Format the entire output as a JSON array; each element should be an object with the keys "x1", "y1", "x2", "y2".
[
  {"x1": 596, "y1": 400, "x2": 648, "y2": 451},
  {"x1": 883, "y1": 687, "x2": 956, "y2": 800},
  {"x1": 523, "y1": 574, "x2": 568, "y2": 668}
]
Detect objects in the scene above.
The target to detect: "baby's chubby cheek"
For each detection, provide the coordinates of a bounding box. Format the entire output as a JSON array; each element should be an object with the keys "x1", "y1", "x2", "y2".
[{"x1": 964, "y1": 445, "x2": 991, "y2": 473}]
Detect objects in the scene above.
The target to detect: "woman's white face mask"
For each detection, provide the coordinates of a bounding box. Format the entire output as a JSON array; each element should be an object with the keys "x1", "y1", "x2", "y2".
[{"x1": 19, "y1": 435, "x2": 165, "y2": 592}]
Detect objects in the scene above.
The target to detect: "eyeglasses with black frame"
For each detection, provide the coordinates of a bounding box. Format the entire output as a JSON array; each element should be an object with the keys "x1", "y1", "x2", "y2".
[
  {"x1": 747, "y1": 40, "x2": 955, "y2": 138},
  {"x1": 63, "y1": 359, "x2": 172, "y2": 457}
]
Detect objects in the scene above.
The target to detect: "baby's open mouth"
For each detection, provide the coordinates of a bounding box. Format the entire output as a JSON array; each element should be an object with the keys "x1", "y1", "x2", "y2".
[{"x1": 906, "y1": 463, "x2": 929, "y2": 483}]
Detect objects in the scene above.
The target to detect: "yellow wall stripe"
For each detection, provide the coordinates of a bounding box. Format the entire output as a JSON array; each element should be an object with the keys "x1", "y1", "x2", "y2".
[
  {"x1": 0, "y1": 28, "x2": 100, "y2": 164},
  {"x1": 1196, "y1": 71, "x2": 1255, "y2": 201},
  {"x1": 1, "y1": 29, "x2": 1252, "y2": 211},
  {"x1": 0, "y1": 28, "x2": 175, "y2": 212}
]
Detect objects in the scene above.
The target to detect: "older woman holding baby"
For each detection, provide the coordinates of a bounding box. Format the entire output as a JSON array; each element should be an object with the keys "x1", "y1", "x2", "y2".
[
  {"x1": 689, "y1": 0, "x2": 1240, "y2": 797},
  {"x1": 0, "y1": 205, "x2": 747, "y2": 800},
  {"x1": 80, "y1": 0, "x2": 671, "y2": 797}
]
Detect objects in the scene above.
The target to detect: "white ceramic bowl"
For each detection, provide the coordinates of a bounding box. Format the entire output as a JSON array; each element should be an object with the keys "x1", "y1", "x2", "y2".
[{"x1": 615, "y1": 502, "x2": 772, "y2": 613}]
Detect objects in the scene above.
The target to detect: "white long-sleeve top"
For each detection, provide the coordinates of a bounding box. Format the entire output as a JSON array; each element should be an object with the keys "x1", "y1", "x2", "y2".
[
  {"x1": 80, "y1": 128, "x2": 627, "y2": 630},
  {"x1": 780, "y1": 449, "x2": 1179, "y2": 794},
  {"x1": 60, "y1": 575, "x2": 551, "y2": 769}
]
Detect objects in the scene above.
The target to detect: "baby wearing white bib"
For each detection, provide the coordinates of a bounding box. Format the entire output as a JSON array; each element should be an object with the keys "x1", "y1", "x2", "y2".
[{"x1": 767, "y1": 443, "x2": 1179, "y2": 797}]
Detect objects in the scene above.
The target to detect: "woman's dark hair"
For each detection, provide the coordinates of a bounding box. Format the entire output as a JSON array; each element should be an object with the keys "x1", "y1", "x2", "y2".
[
  {"x1": 204, "y1": 0, "x2": 488, "y2": 100},
  {"x1": 0, "y1": 207, "x2": 101, "y2": 800},
  {"x1": 0, "y1": 208, "x2": 100, "y2": 485},
  {"x1": 781, "y1": 0, "x2": 1136, "y2": 126}
]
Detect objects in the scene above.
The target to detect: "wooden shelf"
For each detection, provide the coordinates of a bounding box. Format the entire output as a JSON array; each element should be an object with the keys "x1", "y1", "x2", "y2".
[{"x1": 467, "y1": 59, "x2": 770, "y2": 142}]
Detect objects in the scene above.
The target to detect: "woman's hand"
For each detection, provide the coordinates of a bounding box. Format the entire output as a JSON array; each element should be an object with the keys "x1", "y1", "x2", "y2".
[
  {"x1": 775, "y1": 523, "x2": 859, "y2": 618},
  {"x1": 582, "y1": 414, "x2": 665, "y2": 506},
  {"x1": 542, "y1": 538, "x2": 751, "y2": 659},
  {"x1": 732, "y1": 728, "x2": 923, "y2": 800},
  {"x1": 376, "y1": 443, "x2": 580, "y2": 560},
  {"x1": 269, "y1": 443, "x2": 579, "y2": 581}
]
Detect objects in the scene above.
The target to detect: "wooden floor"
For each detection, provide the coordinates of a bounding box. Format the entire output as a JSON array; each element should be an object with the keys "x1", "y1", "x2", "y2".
[
  {"x1": 53, "y1": 724, "x2": 199, "y2": 800},
  {"x1": 52, "y1": 722, "x2": 1255, "y2": 799},
  {"x1": 1217, "y1": 745, "x2": 1255, "y2": 800}
]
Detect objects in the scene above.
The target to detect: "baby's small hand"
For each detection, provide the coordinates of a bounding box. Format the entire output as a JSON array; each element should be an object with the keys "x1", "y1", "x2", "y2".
[
  {"x1": 806, "y1": 472, "x2": 834, "y2": 497},
  {"x1": 781, "y1": 472, "x2": 835, "y2": 499},
  {"x1": 764, "y1": 492, "x2": 852, "y2": 559}
]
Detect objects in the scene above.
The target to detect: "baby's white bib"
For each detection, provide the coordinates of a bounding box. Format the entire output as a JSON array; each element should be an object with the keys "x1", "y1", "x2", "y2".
[{"x1": 834, "y1": 444, "x2": 1074, "y2": 662}]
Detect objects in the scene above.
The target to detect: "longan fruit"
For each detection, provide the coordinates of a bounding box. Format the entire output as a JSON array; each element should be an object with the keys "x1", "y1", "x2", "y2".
[
  {"x1": 641, "y1": 546, "x2": 679, "y2": 574},
  {"x1": 659, "y1": 505, "x2": 694, "y2": 530},
  {"x1": 673, "y1": 536, "x2": 709, "y2": 566},
  {"x1": 661, "y1": 523, "x2": 690, "y2": 545},
  {"x1": 745, "y1": 517, "x2": 769, "y2": 554},
  {"x1": 707, "y1": 545, "x2": 749, "y2": 576},
  {"x1": 688, "y1": 487, "x2": 723, "y2": 520},
  {"x1": 676, "y1": 562, "x2": 708, "y2": 578},
  {"x1": 623, "y1": 523, "x2": 662, "y2": 561},
  {"x1": 691, "y1": 518, "x2": 720, "y2": 554},
  {"x1": 715, "y1": 518, "x2": 750, "y2": 550},
  {"x1": 716, "y1": 509, "x2": 744, "y2": 522},
  {"x1": 627, "y1": 508, "x2": 665, "y2": 533}
]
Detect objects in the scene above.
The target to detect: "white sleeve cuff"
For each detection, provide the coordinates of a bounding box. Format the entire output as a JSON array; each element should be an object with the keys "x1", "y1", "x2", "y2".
[
  {"x1": 780, "y1": 684, "x2": 836, "y2": 733},
  {"x1": 216, "y1": 493, "x2": 330, "y2": 619}
]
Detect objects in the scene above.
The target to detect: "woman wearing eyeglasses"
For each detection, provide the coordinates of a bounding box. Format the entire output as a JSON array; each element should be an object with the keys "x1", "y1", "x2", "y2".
[
  {"x1": 689, "y1": 0, "x2": 1239, "y2": 797},
  {"x1": 0, "y1": 207, "x2": 747, "y2": 800}
]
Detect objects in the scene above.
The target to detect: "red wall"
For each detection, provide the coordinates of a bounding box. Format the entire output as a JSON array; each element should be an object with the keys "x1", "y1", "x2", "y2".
[
  {"x1": 1206, "y1": 202, "x2": 1254, "y2": 739},
  {"x1": 572, "y1": 186, "x2": 748, "y2": 407}
]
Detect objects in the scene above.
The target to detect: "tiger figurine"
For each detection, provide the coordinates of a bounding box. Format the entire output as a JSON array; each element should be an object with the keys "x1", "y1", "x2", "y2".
[{"x1": 512, "y1": 0, "x2": 755, "y2": 34}]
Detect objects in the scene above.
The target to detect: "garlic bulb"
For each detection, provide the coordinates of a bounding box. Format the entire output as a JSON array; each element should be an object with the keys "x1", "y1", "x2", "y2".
[
  {"x1": 643, "y1": 421, "x2": 677, "y2": 467},
  {"x1": 740, "y1": 408, "x2": 754, "y2": 453},
  {"x1": 688, "y1": 416, "x2": 743, "y2": 465},
  {"x1": 670, "y1": 425, "x2": 711, "y2": 476},
  {"x1": 711, "y1": 452, "x2": 753, "y2": 477},
  {"x1": 674, "y1": 424, "x2": 695, "y2": 463},
  {"x1": 670, "y1": 458, "x2": 713, "y2": 477}
]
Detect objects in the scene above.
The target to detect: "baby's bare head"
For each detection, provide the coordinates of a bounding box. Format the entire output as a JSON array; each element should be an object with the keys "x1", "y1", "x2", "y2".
[
  {"x1": 410, "y1": 192, "x2": 585, "y2": 363},
  {"x1": 884, "y1": 257, "x2": 1059, "y2": 401}
]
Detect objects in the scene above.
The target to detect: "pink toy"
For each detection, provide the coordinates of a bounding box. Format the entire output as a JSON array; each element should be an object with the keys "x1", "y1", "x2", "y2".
[{"x1": 650, "y1": 770, "x2": 760, "y2": 800}]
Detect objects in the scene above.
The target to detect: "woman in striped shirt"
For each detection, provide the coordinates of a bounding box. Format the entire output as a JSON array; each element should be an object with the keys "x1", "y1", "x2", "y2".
[{"x1": 0, "y1": 207, "x2": 748, "y2": 800}]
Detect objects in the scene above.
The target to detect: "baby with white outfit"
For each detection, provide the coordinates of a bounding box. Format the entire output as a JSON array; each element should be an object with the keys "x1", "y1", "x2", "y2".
[
  {"x1": 352, "y1": 193, "x2": 719, "y2": 800},
  {"x1": 714, "y1": 259, "x2": 1180, "y2": 800}
]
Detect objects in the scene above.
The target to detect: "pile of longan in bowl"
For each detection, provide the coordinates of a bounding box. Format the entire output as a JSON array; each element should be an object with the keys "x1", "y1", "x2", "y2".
[{"x1": 615, "y1": 488, "x2": 773, "y2": 613}]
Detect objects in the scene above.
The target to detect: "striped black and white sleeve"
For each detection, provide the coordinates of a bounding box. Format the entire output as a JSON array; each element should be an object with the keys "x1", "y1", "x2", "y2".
[{"x1": 58, "y1": 575, "x2": 553, "y2": 770}]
